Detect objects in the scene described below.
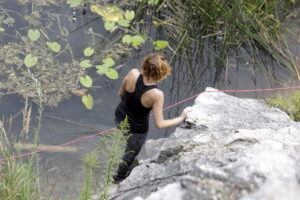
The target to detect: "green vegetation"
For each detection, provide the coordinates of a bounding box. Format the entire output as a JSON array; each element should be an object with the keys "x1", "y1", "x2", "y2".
[
  {"x1": 0, "y1": 105, "x2": 130, "y2": 200},
  {"x1": 78, "y1": 118, "x2": 130, "y2": 200},
  {"x1": 0, "y1": 119, "x2": 40, "y2": 200},
  {"x1": 98, "y1": 118, "x2": 130, "y2": 200},
  {"x1": 266, "y1": 91, "x2": 300, "y2": 121},
  {"x1": 0, "y1": 70, "x2": 44, "y2": 200},
  {"x1": 78, "y1": 150, "x2": 100, "y2": 200},
  {"x1": 0, "y1": 155, "x2": 39, "y2": 200},
  {"x1": 149, "y1": 0, "x2": 299, "y2": 84}
]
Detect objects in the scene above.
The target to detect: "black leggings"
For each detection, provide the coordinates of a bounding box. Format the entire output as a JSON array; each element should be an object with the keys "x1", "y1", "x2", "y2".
[{"x1": 114, "y1": 131, "x2": 147, "y2": 180}]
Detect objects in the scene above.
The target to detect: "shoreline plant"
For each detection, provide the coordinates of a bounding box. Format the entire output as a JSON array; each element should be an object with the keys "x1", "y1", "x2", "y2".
[
  {"x1": 266, "y1": 90, "x2": 300, "y2": 121},
  {"x1": 0, "y1": 120, "x2": 40, "y2": 200},
  {"x1": 77, "y1": 117, "x2": 130, "y2": 200},
  {"x1": 147, "y1": 0, "x2": 299, "y2": 85},
  {"x1": 0, "y1": 63, "x2": 46, "y2": 200}
]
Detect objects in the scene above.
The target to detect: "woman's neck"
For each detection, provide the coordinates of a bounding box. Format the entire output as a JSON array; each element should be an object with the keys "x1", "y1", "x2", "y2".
[{"x1": 143, "y1": 77, "x2": 156, "y2": 86}]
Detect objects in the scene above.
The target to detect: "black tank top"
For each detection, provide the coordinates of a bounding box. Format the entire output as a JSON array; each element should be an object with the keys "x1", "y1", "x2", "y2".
[{"x1": 115, "y1": 74, "x2": 157, "y2": 134}]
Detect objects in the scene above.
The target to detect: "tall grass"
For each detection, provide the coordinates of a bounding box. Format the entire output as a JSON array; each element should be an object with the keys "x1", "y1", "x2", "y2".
[
  {"x1": 0, "y1": 154, "x2": 39, "y2": 200},
  {"x1": 0, "y1": 121, "x2": 40, "y2": 200},
  {"x1": 77, "y1": 118, "x2": 130, "y2": 200},
  {"x1": 0, "y1": 69, "x2": 45, "y2": 200},
  {"x1": 152, "y1": 0, "x2": 299, "y2": 83}
]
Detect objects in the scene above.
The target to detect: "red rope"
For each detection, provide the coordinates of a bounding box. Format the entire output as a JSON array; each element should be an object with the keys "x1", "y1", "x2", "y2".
[
  {"x1": 1, "y1": 85, "x2": 299, "y2": 162},
  {"x1": 0, "y1": 128, "x2": 116, "y2": 162}
]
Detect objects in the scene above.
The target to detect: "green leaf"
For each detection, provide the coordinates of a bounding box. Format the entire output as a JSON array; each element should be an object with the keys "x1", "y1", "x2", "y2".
[
  {"x1": 105, "y1": 68, "x2": 118, "y2": 79},
  {"x1": 125, "y1": 10, "x2": 135, "y2": 21},
  {"x1": 153, "y1": 40, "x2": 169, "y2": 50},
  {"x1": 104, "y1": 21, "x2": 116, "y2": 31},
  {"x1": 131, "y1": 35, "x2": 145, "y2": 47},
  {"x1": 148, "y1": 0, "x2": 159, "y2": 5},
  {"x1": 122, "y1": 34, "x2": 132, "y2": 44},
  {"x1": 67, "y1": 0, "x2": 82, "y2": 8},
  {"x1": 80, "y1": 75, "x2": 93, "y2": 88},
  {"x1": 80, "y1": 59, "x2": 92, "y2": 68},
  {"x1": 117, "y1": 19, "x2": 130, "y2": 27},
  {"x1": 24, "y1": 54, "x2": 38, "y2": 68},
  {"x1": 46, "y1": 42, "x2": 61, "y2": 53},
  {"x1": 96, "y1": 65, "x2": 109, "y2": 74},
  {"x1": 28, "y1": 29, "x2": 40, "y2": 41},
  {"x1": 84, "y1": 47, "x2": 94, "y2": 57},
  {"x1": 102, "y1": 57, "x2": 115, "y2": 67},
  {"x1": 82, "y1": 94, "x2": 94, "y2": 110},
  {"x1": 0, "y1": 27, "x2": 5, "y2": 32}
]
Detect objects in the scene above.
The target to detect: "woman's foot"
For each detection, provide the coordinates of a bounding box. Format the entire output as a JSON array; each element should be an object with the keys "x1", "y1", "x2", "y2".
[{"x1": 113, "y1": 175, "x2": 126, "y2": 184}]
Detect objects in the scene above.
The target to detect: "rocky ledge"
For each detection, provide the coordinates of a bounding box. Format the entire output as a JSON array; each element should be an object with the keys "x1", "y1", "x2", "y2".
[{"x1": 110, "y1": 87, "x2": 300, "y2": 200}]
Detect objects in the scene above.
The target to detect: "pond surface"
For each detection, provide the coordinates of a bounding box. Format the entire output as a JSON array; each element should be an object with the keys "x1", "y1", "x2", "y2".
[{"x1": 0, "y1": 1, "x2": 299, "y2": 199}]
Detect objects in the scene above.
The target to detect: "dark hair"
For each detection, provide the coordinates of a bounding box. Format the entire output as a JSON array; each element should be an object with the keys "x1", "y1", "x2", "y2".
[{"x1": 141, "y1": 53, "x2": 171, "y2": 82}]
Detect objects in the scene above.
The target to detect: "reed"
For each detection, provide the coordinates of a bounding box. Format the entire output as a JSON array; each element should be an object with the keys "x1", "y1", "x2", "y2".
[
  {"x1": 0, "y1": 121, "x2": 40, "y2": 200},
  {"x1": 156, "y1": 0, "x2": 299, "y2": 82},
  {"x1": 0, "y1": 70, "x2": 45, "y2": 200}
]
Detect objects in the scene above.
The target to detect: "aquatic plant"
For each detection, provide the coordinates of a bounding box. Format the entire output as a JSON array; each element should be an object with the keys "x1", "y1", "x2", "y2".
[
  {"x1": 0, "y1": 36, "x2": 79, "y2": 107},
  {"x1": 0, "y1": 0, "x2": 170, "y2": 110},
  {"x1": 148, "y1": 0, "x2": 299, "y2": 84}
]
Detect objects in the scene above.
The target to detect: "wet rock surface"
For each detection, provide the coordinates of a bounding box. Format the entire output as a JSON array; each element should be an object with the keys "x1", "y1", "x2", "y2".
[{"x1": 110, "y1": 87, "x2": 300, "y2": 200}]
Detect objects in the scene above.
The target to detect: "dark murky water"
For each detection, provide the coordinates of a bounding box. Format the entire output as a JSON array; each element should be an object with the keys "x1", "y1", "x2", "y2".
[{"x1": 0, "y1": 1, "x2": 299, "y2": 199}]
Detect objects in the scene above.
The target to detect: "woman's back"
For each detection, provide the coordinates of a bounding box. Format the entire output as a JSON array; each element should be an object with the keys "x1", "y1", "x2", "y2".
[{"x1": 115, "y1": 69, "x2": 157, "y2": 133}]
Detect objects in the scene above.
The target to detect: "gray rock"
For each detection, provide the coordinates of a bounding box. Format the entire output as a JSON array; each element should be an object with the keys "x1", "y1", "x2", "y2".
[{"x1": 110, "y1": 87, "x2": 300, "y2": 200}]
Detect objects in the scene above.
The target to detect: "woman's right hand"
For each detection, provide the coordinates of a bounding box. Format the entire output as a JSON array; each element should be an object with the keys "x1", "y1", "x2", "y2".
[{"x1": 180, "y1": 107, "x2": 193, "y2": 120}]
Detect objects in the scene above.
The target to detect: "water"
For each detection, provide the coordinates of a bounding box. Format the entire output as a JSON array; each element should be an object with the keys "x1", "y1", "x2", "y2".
[{"x1": 0, "y1": 1, "x2": 299, "y2": 199}]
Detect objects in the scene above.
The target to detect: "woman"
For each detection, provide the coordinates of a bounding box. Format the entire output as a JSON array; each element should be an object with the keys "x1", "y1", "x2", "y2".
[{"x1": 114, "y1": 53, "x2": 191, "y2": 183}]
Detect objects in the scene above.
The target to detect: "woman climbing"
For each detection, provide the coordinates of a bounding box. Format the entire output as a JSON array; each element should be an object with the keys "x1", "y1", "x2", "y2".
[{"x1": 113, "y1": 53, "x2": 191, "y2": 183}]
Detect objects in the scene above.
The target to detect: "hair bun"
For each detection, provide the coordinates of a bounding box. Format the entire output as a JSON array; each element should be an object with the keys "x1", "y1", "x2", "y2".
[
  {"x1": 149, "y1": 55, "x2": 158, "y2": 67},
  {"x1": 141, "y1": 53, "x2": 171, "y2": 82}
]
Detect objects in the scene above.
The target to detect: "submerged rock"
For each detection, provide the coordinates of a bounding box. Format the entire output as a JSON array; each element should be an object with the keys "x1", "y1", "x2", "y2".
[{"x1": 110, "y1": 87, "x2": 300, "y2": 200}]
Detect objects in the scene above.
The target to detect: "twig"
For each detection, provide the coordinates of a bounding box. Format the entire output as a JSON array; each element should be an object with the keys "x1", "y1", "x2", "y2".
[{"x1": 170, "y1": 30, "x2": 188, "y2": 63}]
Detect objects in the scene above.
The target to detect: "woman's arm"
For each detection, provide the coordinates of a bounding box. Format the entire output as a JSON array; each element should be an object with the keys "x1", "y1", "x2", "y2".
[
  {"x1": 118, "y1": 77, "x2": 126, "y2": 100},
  {"x1": 152, "y1": 90, "x2": 188, "y2": 129}
]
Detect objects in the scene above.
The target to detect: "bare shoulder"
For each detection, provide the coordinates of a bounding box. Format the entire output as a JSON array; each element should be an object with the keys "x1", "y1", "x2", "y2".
[
  {"x1": 125, "y1": 68, "x2": 139, "y2": 81},
  {"x1": 151, "y1": 88, "x2": 164, "y2": 98},
  {"x1": 128, "y1": 68, "x2": 140, "y2": 76},
  {"x1": 124, "y1": 69, "x2": 140, "y2": 92}
]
